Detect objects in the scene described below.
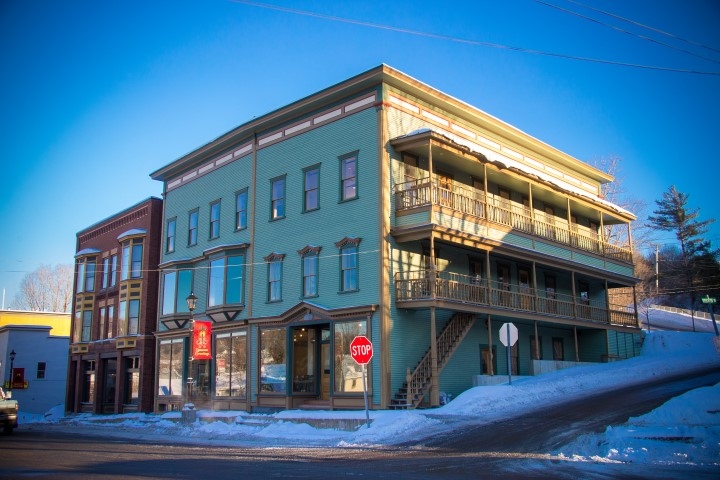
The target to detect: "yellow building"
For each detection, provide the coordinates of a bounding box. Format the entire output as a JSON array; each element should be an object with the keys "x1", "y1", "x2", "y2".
[{"x1": 0, "y1": 310, "x2": 71, "y2": 337}]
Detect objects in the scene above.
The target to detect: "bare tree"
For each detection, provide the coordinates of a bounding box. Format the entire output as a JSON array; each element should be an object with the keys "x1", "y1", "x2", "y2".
[
  {"x1": 591, "y1": 155, "x2": 650, "y2": 250},
  {"x1": 11, "y1": 264, "x2": 73, "y2": 312}
]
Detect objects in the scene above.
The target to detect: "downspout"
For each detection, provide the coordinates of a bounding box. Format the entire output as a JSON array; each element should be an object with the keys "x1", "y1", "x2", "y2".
[
  {"x1": 377, "y1": 94, "x2": 391, "y2": 409},
  {"x1": 428, "y1": 140, "x2": 439, "y2": 408},
  {"x1": 248, "y1": 132, "x2": 258, "y2": 318}
]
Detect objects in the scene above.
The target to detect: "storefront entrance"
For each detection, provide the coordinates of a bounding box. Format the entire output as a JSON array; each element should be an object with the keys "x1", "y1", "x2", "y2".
[{"x1": 291, "y1": 325, "x2": 330, "y2": 400}]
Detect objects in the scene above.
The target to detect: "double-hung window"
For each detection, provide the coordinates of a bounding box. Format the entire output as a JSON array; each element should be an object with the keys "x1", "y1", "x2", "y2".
[
  {"x1": 81, "y1": 310, "x2": 93, "y2": 342},
  {"x1": 271, "y1": 176, "x2": 286, "y2": 220},
  {"x1": 161, "y1": 269, "x2": 194, "y2": 316},
  {"x1": 208, "y1": 254, "x2": 245, "y2": 307},
  {"x1": 188, "y1": 209, "x2": 199, "y2": 246},
  {"x1": 166, "y1": 218, "x2": 176, "y2": 253},
  {"x1": 76, "y1": 256, "x2": 96, "y2": 293},
  {"x1": 265, "y1": 253, "x2": 285, "y2": 302},
  {"x1": 102, "y1": 257, "x2": 110, "y2": 289},
  {"x1": 340, "y1": 154, "x2": 357, "y2": 201},
  {"x1": 336, "y1": 237, "x2": 360, "y2": 292},
  {"x1": 121, "y1": 239, "x2": 143, "y2": 281},
  {"x1": 303, "y1": 166, "x2": 320, "y2": 212},
  {"x1": 209, "y1": 200, "x2": 221, "y2": 240},
  {"x1": 119, "y1": 299, "x2": 141, "y2": 336},
  {"x1": 235, "y1": 189, "x2": 248, "y2": 230},
  {"x1": 298, "y1": 246, "x2": 320, "y2": 298}
]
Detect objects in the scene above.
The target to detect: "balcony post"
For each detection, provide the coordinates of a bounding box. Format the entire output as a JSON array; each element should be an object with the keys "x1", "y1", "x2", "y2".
[
  {"x1": 573, "y1": 326, "x2": 579, "y2": 362},
  {"x1": 571, "y1": 271, "x2": 577, "y2": 319},
  {"x1": 430, "y1": 306, "x2": 440, "y2": 407}
]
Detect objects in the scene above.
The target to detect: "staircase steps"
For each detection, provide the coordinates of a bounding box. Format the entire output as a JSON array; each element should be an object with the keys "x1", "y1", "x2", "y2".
[{"x1": 389, "y1": 313, "x2": 476, "y2": 410}]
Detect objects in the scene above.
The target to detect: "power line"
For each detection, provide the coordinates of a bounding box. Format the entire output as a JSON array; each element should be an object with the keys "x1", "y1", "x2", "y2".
[
  {"x1": 230, "y1": 0, "x2": 720, "y2": 76},
  {"x1": 533, "y1": 0, "x2": 720, "y2": 65},
  {"x1": 563, "y1": 0, "x2": 720, "y2": 55}
]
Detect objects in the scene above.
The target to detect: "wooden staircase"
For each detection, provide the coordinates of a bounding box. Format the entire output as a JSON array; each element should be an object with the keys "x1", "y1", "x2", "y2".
[{"x1": 390, "y1": 313, "x2": 476, "y2": 409}]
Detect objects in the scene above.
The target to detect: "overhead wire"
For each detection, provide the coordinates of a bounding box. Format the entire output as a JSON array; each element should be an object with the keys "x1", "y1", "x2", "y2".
[
  {"x1": 229, "y1": 0, "x2": 720, "y2": 76},
  {"x1": 562, "y1": 0, "x2": 720, "y2": 55},
  {"x1": 532, "y1": 0, "x2": 720, "y2": 65}
]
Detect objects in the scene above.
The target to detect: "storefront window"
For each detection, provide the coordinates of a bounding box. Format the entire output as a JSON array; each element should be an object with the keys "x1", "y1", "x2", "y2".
[
  {"x1": 260, "y1": 328, "x2": 286, "y2": 393},
  {"x1": 333, "y1": 320, "x2": 367, "y2": 393},
  {"x1": 158, "y1": 339, "x2": 184, "y2": 396},
  {"x1": 215, "y1": 331, "x2": 247, "y2": 398}
]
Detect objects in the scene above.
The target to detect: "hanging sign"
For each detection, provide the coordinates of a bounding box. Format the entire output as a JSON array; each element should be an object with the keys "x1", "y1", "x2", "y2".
[{"x1": 192, "y1": 321, "x2": 213, "y2": 360}]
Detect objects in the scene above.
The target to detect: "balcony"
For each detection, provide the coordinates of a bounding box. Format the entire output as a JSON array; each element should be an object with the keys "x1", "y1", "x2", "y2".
[
  {"x1": 395, "y1": 178, "x2": 633, "y2": 264},
  {"x1": 395, "y1": 270, "x2": 637, "y2": 328}
]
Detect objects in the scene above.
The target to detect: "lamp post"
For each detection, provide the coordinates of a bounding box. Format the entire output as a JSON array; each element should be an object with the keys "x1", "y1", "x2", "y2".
[
  {"x1": 8, "y1": 350, "x2": 16, "y2": 391},
  {"x1": 184, "y1": 293, "x2": 198, "y2": 418}
]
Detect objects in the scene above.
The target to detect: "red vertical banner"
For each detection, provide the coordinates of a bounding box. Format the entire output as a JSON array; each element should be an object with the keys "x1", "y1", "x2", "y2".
[
  {"x1": 192, "y1": 321, "x2": 213, "y2": 360},
  {"x1": 11, "y1": 368, "x2": 25, "y2": 389}
]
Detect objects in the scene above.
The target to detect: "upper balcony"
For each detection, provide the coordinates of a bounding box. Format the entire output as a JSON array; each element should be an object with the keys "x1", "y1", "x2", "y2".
[
  {"x1": 394, "y1": 177, "x2": 632, "y2": 264},
  {"x1": 389, "y1": 129, "x2": 635, "y2": 273}
]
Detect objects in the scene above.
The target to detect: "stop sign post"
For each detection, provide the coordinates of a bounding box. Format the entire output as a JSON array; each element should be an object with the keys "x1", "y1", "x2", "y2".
[
  {"x1": 350, "y1": 336, "x2": 373, "y2": 426},
  {"x1": 499, "y1": 323, "x2": 518, "y2": 385}
]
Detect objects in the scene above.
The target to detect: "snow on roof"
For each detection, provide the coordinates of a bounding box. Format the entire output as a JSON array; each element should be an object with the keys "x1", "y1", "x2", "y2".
[
  {"x1": 396, "y1": 129, "x2": 635, "y2": 219},
  {"x1": 75, "y1": 248, "x2": 101, "y2": 257},
  {"x1": 117, "y1": 228, "x2": 147, "y2": 241}
]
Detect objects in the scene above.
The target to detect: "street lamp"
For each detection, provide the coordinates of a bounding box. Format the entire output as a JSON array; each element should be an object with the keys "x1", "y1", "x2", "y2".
[
  {"x1": 8, "y1": 350, "x2": 16, "y2": 391},
  {"x1": 184, "y1": 293, "x2": 197, "y2": 412}
]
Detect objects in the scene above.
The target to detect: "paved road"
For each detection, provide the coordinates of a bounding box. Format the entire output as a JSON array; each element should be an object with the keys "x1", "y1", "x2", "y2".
[{"x1": 2, "y1": 367, "x2": 718, "y2": 479}]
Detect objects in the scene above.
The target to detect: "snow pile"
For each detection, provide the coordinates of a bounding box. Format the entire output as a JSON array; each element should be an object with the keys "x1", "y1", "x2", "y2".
[
  {"x1": 18, "y1": 325, "x2": 720, "y2": 469},
  {"x1": 560, "y1": 382, "x2": 720, "y2": 465}
]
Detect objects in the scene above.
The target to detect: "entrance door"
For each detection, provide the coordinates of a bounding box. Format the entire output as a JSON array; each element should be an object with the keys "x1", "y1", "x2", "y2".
[
  {"x1": 320, "y1": 327, "x2": 331, "y2": 400},
  {"x1": 480, "y1": 345, "x2": 496, "y2": 375},
  {"x1": 191, "y1": 360, "x2": 210, "y2": 402}
]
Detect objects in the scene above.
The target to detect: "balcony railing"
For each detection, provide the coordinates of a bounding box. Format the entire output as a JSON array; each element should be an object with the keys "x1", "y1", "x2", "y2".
[
  {"x1": 395, "y1": 179, "x2": 633, "y2": 264},
  {"x1": 395, "y1": 270, "x2": 638, "y2": 328}
]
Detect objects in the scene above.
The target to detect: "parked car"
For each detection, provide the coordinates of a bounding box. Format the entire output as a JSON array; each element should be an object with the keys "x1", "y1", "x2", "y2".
[{"x1": 0, "y1": 387, "x2": 19, "y2": 434}]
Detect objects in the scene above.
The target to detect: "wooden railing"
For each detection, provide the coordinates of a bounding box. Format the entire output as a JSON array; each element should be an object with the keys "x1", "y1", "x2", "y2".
[
  {"x1": 395, "y1": 179, "x2": 633, "y2": 264},
  {"x1": 395, "y1": 270, "x2": 638, "y2": 328},
  {"x1": 397, "y1": 313, "x2": 476, "y2": 409}
]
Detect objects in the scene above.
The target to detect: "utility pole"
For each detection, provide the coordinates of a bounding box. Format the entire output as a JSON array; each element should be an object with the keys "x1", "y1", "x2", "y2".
[{"x1": 655, "y1": 244, "x2": 659, "y2": 298}]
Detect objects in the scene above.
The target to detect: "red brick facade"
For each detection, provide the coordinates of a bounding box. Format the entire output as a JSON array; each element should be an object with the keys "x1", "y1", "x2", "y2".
[{"x1": 66, "y1": 197, "x2": 163, "y2": 414}]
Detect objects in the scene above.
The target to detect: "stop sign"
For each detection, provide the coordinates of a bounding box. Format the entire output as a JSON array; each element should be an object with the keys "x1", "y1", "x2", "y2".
[{"x1": 350, "y1": 336, "x2": 373, "y2": 365}]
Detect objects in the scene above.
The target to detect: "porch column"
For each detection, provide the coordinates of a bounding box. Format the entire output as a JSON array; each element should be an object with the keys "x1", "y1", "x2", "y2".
[
  {"x1": 599, "y1": 214, "x2": 605, "y2": 256},
  {"x1": 532, "y1": 261, "x2": 538, "y2": 313},
  {"x1": 571, "y1": 271, "x2": 577, "y2": 319},
  {"x1": 429, "y1": 230, "x2": 439, "y2": 407},
  {"x1": 533, "y1": 320, "x2": 539, "y2": 360},
  {"x1": 428, "y1": 140, "x2": 434, "y2": 203},
  {"x1": 528, "y1": 183, "x2": 535, "y2": 243},
  {"x1": 487, "y1": 315, "x2": 494, "y2": 375},
  {"x1": 430, "y1": 306, "x2": 440, "y2": 407},
  {"x1": 605, "y1": 279, "x2": 610, "y2": 323},
  {"x1": 573, "y1": 326, "x2": 579, "y2": 362},
  {"x1": 632, "y1": 284, "x2": 639, "y2": 326}
]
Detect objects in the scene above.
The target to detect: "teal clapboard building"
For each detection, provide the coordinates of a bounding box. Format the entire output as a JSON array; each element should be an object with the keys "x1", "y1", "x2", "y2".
[{"x1": 150, "y1": 65, "x2": 640, "y2": 412}]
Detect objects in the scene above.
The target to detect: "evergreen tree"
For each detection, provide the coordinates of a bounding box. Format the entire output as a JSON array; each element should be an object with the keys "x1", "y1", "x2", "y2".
[{"x1": 647, "y1": 186, "x2": 719, "y2": 308}]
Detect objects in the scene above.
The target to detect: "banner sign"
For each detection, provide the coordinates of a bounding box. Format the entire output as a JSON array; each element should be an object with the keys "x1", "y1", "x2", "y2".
[
  {"x1": 192, "y1": 321, "x2": 213, "y2": 360},
  {"x1": 11, "y1": 368, "x2": 26, "y2": 389}
]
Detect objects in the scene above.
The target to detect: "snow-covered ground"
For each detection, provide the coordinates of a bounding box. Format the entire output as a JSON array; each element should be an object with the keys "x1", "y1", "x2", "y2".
[{"x1": 19, "y1": 309, "x2": 720, "y2": 470}]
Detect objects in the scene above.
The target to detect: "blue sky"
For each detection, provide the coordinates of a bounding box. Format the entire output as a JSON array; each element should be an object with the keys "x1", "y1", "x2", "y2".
[{"x1": 1, "y1": 0, "x2": 719, "y2": 304}]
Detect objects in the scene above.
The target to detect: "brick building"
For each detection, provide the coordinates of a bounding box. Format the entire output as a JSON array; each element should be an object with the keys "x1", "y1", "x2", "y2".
[{"x1": 66, "y1": 197, "x2": 162, "y2": 414}]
